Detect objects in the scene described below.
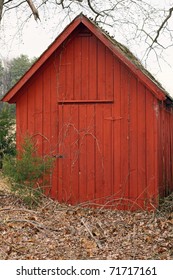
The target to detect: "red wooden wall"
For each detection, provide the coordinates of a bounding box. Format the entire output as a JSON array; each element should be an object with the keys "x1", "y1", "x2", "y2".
[
  {"x1": 158, "y1": 105, "x2": 173, "y2": 196},
  {"x1": 14, "y1": 24, "x2": 172, "y2": 210}
]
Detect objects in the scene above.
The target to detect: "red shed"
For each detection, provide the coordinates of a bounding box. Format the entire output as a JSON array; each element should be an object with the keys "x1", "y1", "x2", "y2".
[{"x1": 2, "y1": 14, "x2": 173, "y2": 210}]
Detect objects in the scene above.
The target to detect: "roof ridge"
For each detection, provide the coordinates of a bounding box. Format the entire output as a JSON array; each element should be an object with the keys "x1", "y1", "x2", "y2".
[
  {"x1": 1, "y1": 13, "x2": 172, "y2": 103},
  {"x1": 86, "y1": 15, "x2": 172, "y2": 100}
]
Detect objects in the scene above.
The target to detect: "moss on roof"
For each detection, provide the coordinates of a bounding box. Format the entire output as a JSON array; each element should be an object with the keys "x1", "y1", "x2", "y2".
[{"x1": 88, "y1": 16, "x2": 172, "y2": 101}]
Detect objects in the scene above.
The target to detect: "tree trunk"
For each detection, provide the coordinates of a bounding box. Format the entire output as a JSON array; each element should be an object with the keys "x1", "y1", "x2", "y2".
[{"x1": 0, "y1": 0, "x2": 4, "y2": 23}]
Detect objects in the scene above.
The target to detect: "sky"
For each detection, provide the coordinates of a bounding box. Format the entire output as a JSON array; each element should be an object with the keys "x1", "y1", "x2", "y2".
[{"x1": 0, "y1": 1, "x2": 173, "y2": 96}]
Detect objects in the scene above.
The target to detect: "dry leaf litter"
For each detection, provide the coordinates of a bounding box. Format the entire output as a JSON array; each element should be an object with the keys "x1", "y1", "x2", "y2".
[{"x1": 0, "y1": 174, "x2": 172, "y2": 260}]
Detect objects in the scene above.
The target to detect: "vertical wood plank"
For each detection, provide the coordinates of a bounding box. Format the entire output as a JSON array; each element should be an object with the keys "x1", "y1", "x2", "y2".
[
  {"x1": 89, "y1": 35, "x2": 97, "y2": 100},
  {"x1": 69, "y1": 104, "x2": 79, "y2": 204},
  {"x1": 170, "y1": 111, "x2": 173, "y2": 192},
  {"x1": 95, "y1": 103, "x2": 104, "y2": 204},
  {"x1": 137, "y1": 82, "x2": 146, "y2": 208},
  {"x1": 153, "y1": 98, "x2": 159, "y2": 207},
  {"x1": 61, "y1": 104, "x2": 74, "y2": 203},
  {"x1": 16, "y1": 92, "x2": 28, "y2": 148},
  {"x1": 65, "y1": 40, "x2": 74, "y2": 100},
  {"x1": 97, "y1": 40, "x2": 106, "y2": 100},
  {"x1": 34, "y1": 73, "x2": 43, "y2": 156},
  {"x1": 164, "y1": 112, "x2": 168, "y2": 193},
  {"x1": 78, "y1": 104, "x2": 87, "y2": 202},
  {"x1": 81, "y1": 36, "x2": 89, "y2": 100},
  {"x1": 161, "y1": 106, "x2": 166, "y2": 195},
  {"x1": 113, "y1": 58, "x2": 121, "y2": 204},
  {"x1": 16, "y1": 101, "x2": 20, "y2": 150},
  {"x1": 86, "y1": 104, "x2": 95, "y2": 202},
  {"x1": 103, "y1": 103, "x2": 113, "y2": 206},
  {"x1": 50, "y1": 61, "x2": 58, "y2": 199},
  {"x1": 129, "y1": 75, "x2": 138, "y2": 209},
  {"x1": 105, "y1": 48, "x2": 114, "y2": 100},
  {"x1": 42, "y1": 67, "x2": 51, "y2": 156},
  {"x1": 57, "y1": 105, "x2": 63, "y2": 202},
  {"x1": 146, "y1": 90, "x2": 157, "y2": 208},
  {"x1": 73, "y1": 36, "x2": 82, "y2": 100},
  {"x1": 27, "y1": 84, "x2": 35, "y2": 135},
  {"x1": 157, "y1": 103, "x2": 162, "y2": 196},
  {"x1": 58, "y1": 46, "x2": 66, "y2": 101},
  {"x1": 120, "y1": 64, "x2": 129, "y2": 209}
]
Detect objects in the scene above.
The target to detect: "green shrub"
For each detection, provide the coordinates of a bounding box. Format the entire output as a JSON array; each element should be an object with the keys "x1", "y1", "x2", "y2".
[
  {"x1": 3, "y1": 135, "x2": 54, "y2": 207},
  {"x1": 0, "y1": 104, "x2": 16, "y2": 168}
]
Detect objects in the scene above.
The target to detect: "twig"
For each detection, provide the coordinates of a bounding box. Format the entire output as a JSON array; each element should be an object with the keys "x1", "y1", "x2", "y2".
[
  {"x1": 87, "y1": 0, "x2": 103, "y2": 20},
  {"x1": 26, "y1": 0, "x2": 40, "y2": 21},
  {"x1": 81, "y1": 218, "x2": 102, "y2": 249},
  {"x1": 151, "y1": 7, "x2": 173, "y2": 47},
  {"x1": 2, "y1": 239, "x2": 24, "y2": 256},
  {"x1": 3, "y1": 219, "x2": 60, "y2": 233},
  {"x1": 0, "y1": 207, "x2": 37, "y2": 213}
]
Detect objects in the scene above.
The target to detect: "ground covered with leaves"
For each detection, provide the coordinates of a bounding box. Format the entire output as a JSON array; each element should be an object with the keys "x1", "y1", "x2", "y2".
[{"x1": 0, "y1": 175, "x2": 173, "y2": 260}]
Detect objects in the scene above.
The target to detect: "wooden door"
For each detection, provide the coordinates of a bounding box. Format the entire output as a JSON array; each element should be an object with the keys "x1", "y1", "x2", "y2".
[{"x1": 57, "y1": 101, "x2": 113, "y2": 205}]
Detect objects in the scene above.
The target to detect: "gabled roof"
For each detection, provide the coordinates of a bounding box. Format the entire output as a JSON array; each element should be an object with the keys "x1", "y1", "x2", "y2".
[{"x1": 1, "y1": 14, "x2": 171, "y2": 103}]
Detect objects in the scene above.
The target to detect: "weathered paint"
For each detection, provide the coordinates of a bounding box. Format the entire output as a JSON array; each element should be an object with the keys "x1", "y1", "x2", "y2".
[
  {"x1": 2, "y1": 15, "x2": 173, "y2": 210},
  {"x1": 158, "y1": 105, "x2": 173, "y2": 197}
]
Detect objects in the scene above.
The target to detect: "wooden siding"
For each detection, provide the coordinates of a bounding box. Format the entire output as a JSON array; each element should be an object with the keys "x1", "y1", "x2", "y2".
[
  {"x1": 2, "y1": 16, "x2": 166, "y2": 104},
  {"x1": 158, "y1": 105, "x2": 173, "y2": 196},
  {"x1": 15, "y1": 27, "x2": 161, "y2": 210}
]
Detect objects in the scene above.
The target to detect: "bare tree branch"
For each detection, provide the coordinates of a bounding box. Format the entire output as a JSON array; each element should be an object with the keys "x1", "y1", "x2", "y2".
[
  {"x1": 87, "y1": 0, "x2": 102, "y2": 19},
  {"x1": 0, "y1": 0, "x2": 4, "y2": 22},
  {"x1": 4, "y1": 1, "x2": 26, "y2": 12},
  {"x1": 1, "y1": 0, "x2": 173, "y2": 66},
  {"x1": 4, "y1": 0, "x2": 13, "y2": 4},
  {"x1": 58, "y1": 0, "x2": 64, "y2": 9},
  {"x1": 26, "y1": 0, "x2": 40, "y2": 21},
  {"x1": 151, "y1": 7, "x2": 173, "y2": 47}
]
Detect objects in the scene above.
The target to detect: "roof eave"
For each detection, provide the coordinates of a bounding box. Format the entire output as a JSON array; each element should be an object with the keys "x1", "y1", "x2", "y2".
[
  {"x1": 80, "y1": 17, "x2": 166, "y2": 101},
  {"x1": 1, "y1": 13, "x2": 167, "y2": 103},
  {"x1": 1, "y1": 15, "x2": 83, "y2": 103}
]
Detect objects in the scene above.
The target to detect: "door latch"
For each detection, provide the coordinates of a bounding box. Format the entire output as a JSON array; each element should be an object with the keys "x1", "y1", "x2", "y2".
[{"x1": 53, "y1": 154, "x2": 64, "y2": 158}]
